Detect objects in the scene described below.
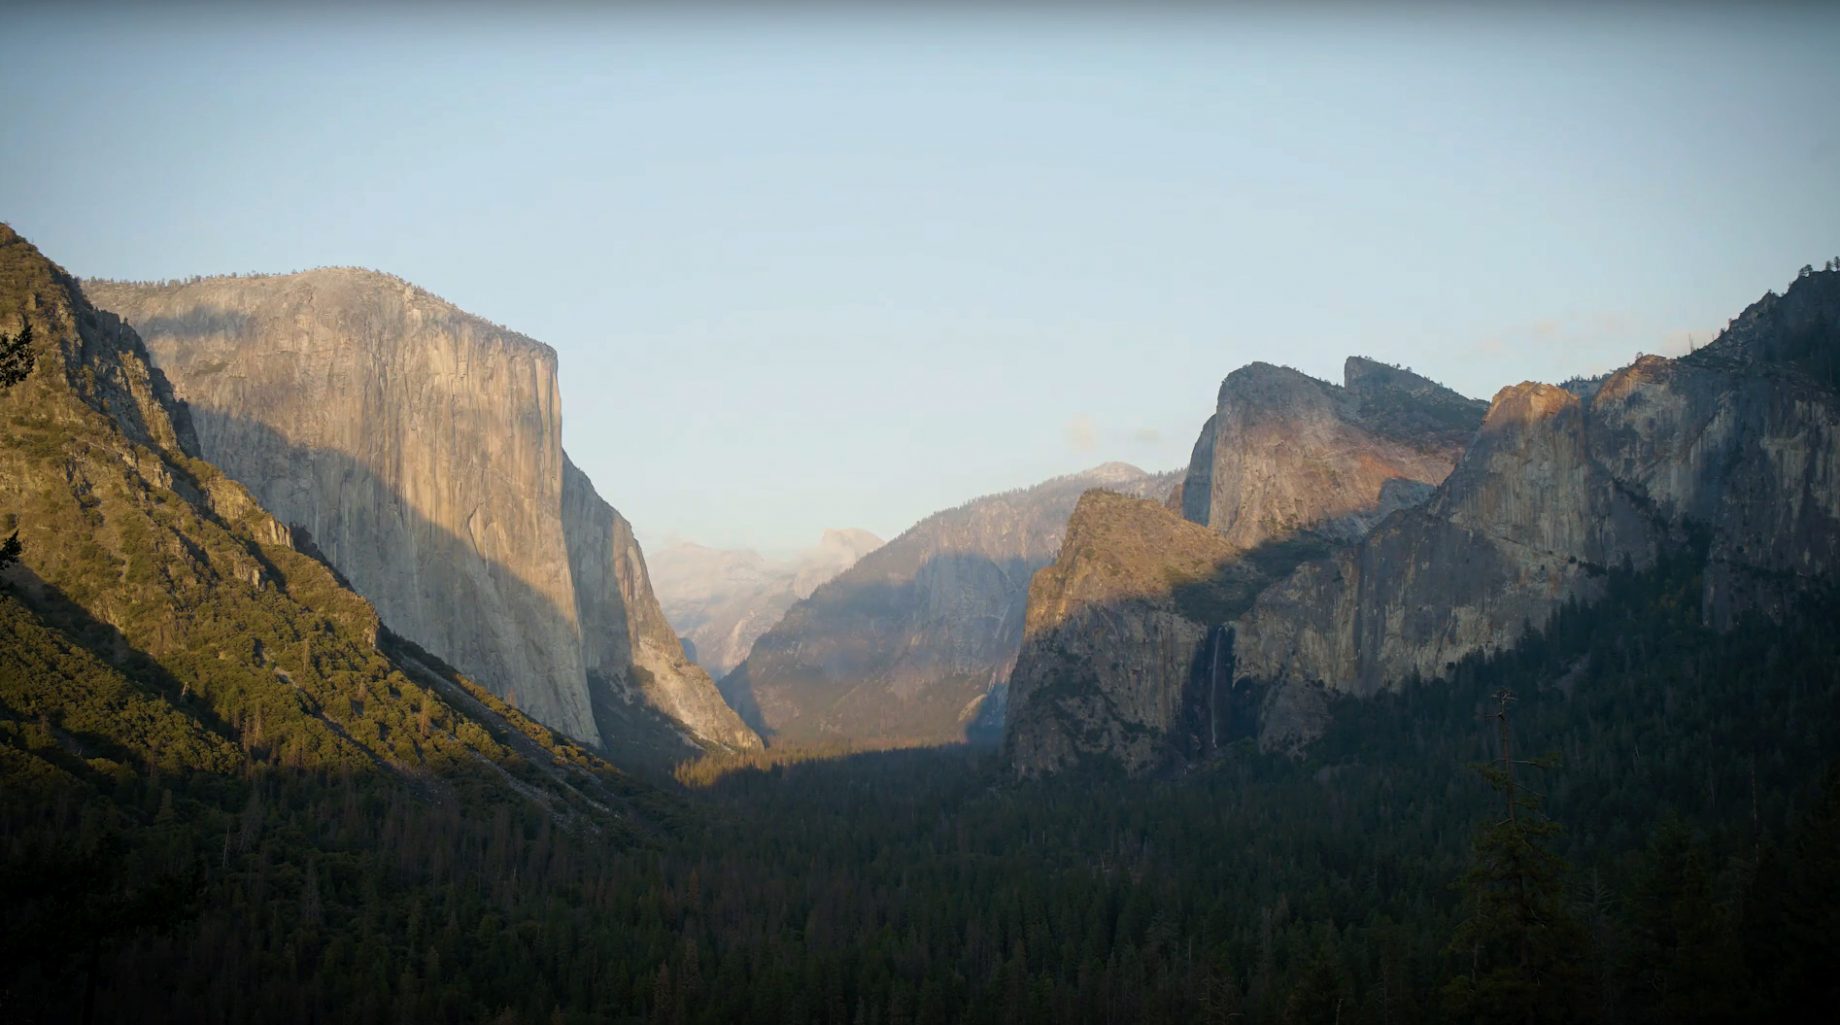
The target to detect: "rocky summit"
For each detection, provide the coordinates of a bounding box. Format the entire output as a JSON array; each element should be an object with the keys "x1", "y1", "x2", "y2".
[
  {"x1": 1006, "y1": 359, "x2": 1485, "y2": 776},
  {"x1": 85, "y1": 271, "x2": 758, "y2": 763},
  {"x1": 721, "y1": 463, "x2": 1177, "y2": 747},
  {"x1": 1179, "y1": 356, "x2": 1485, "y2": 548}
]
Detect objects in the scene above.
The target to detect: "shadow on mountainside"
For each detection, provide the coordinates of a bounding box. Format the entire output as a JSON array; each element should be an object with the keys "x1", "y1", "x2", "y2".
[
  {"x1": 4, "y1": 567, "x2": 445, "y2": 790},
  {"x1": 717, "y1": 549, "x2": 1041, "y2": 750},
  {"x1": 175, "y1": 408, "x2": 685, "y2": 769},
  {"x1": 1003, "y1": 515, "x2": 1372, "y2": 776},
  {"x1": 720, "y1": 520, "x2": 1348, "y2": 757},
  {"x1": 0, "y1": 578, "x2": 689, "y2": 1023},
  {"x1": 0, "y1": 568, "x2": 676, "y2": 836},
  {"x1": 0, "y1": 564, "x2": 243, "y2": 758}
]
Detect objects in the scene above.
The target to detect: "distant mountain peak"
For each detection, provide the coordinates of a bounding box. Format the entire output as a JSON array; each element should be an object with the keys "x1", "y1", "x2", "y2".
[
  {"x1": 1076, "y1": 461, "x2": 1151, "y2": 482},
  {"x1": 719, "y1": 464, "x2": 1177, "y2": 748},
  {"x1": 1481, "y1": 380, "x2": 1579, "y2": 433},
  {"x1": 650, "y1": 528, "x2": 884, "y2": 679},
  {"x1": 817, "y1": 527, "x2": 884, "y2": 550}
]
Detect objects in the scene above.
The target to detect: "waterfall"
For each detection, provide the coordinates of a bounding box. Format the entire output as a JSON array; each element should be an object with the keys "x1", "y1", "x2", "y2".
[{"x1": 1208, "y1": 625, "x2": 1223, "y2": 751}]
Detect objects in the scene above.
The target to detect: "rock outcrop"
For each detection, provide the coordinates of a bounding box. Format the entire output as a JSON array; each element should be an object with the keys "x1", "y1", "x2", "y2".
[
  {"x1": 721, "y1": 463, "x2": 1176, "y2": 747},
  {"x1": 560, "y1": 456, "x2": 762, "y2": 756},
  {"x1": 1235, "y1": 271, "x2": 1840, "y2": 742},
  {"x1": 86, "y1": 271, "x2": 758, "y2": 759},
  {"x1": 1006, "y1": 360, "x2": 1484, "y2": 775},
  {"x1": 1004, "y1": 491, "x2": 1263, "y2": 776},
  {"x1": 650, "y1": 528, "x2": 884, "y2": 678},
  {"x1": 1008, "y1": 269, "x2": 1840, "y2": 774},
  {"x1": 1179, "y1": 357, "x2": 1484, "y2": 548}
]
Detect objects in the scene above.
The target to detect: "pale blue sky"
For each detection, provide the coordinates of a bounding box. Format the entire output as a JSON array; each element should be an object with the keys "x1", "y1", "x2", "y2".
[{"x1": 4, "y1": 4, "x2": 1837, "y2": 552}]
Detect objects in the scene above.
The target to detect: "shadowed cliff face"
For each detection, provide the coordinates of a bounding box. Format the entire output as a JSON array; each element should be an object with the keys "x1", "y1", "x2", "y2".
[
  {"x1": 1003, "y1": 491, "x2": 1266, "y2": 777},
  {"x1": 1006, "y1": 359, "x2": 1485, "y2": 776},
  {"x1": 561, "y1": 455, "x2": 759, "y2": 754},
  {"x1": 1005, "y1": 271, "x2": 1840, "y2": 776},
  {"x1": 1234, "y1": 272, "x2": 1840, "y2": 751},
  {"x1": 721, "y1": 463, "x2": 1177, "y2": 747},
  {"x1": 85, "y1": 272, "x2": 757, "y2": 758},
  {"x1": 0, "y1": 224, "x2": 654, "y2": 822}
]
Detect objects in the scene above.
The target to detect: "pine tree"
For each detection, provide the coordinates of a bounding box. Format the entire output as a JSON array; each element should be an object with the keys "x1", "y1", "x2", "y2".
[
  {"x1": 1741, "y1": 768, "x2": 1840, "y2": 1018},
  {"x1": 1620, "y1": 817, "x2": 1734, "y2": 1024},
  {"x1": 0, "y1": 319, "x2": 32, "y2": 571},
  {"x1": 1443, "y1": 690, "x2": 1590, "y2": 1024},
  {"x1": 0, "y1": 318, "x2": 32, "y2": 388}
]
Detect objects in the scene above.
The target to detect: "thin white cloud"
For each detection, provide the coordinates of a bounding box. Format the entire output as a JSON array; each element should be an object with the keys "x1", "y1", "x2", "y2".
[{"x1": 1063, "y1": 414, "x2": 1099, "y2": 453}]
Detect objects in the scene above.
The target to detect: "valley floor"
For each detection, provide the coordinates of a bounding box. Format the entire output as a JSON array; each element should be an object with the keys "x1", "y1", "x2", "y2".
[{"x1": 5, "y1": 554, "x2": 1839, "y2": 1024}]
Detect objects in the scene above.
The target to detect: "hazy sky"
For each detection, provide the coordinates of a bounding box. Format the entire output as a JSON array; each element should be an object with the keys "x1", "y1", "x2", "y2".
[{"x1": 4, "y1": 4, "x2": 1837, "y2": 552}]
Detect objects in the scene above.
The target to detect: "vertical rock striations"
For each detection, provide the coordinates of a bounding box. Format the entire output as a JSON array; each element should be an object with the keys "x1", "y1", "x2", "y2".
[
  {"x1": 85, "y1": 272, "x2": 757, "y2": 758},
  {"x1": 561, "y1": 455, "x2": 759, "y2": 753},
  {"x1": 1180, "y1": 357, "x2": 1484, "y2": 548},
  {"x1": 721, "y1": 463, "x2": 1176, "y2": 747},
  {"x1": 1008, "y1": 269, "x2": 1840, "y2": 775},
  {"x1": 1004, "y1": 491, "x2": 1263, "y2": 776},
  {"x1": 0, "y1": 223, "x2": 662, "y2": 824},
  {"x1": 1235, "y1": 271, "x2": 1840, "y2": 744},
  {"x1": 1006, "y1": 360, "x2": 1484, "y2": 775}
]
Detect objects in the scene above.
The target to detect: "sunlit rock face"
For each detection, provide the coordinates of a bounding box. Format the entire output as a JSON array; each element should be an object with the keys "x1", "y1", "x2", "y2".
[
  {"x1": 650, "y1": 528, "x2": 884, "y2": 679},
  {"x1": 87, "y1": 272, "x2": 758, "y2": 757},
  {"x1": 1010, "y1": 271, "x2": 1840, "y2": 775},
  {"x1": 720, "y1": 463, "x2": 1177, "y2": 747},
  {"x1": 1006, "y1": 359, "x2": 1485, "y2": 775},
  {"x1": 1233, "y1": 270, "x2": 1840, "y2": 751},
  {"x1": 1180, "y1": 357, "x2": 1485, "y2": 548}
]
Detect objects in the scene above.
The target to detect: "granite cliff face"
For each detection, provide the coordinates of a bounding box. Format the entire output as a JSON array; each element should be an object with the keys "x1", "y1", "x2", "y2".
[
  {"x1": 1006, "y1": 360, "x2": 1484, "y2": 775},
  {"x1": 1235, "y1": 270, "x2": 1840, "y2": 748},
  {"x1": 721, "y1": 463, "x2": 1176, "y2": 747},
  {"x1": 1230, "y1": 381, "x2": 1660, "y2": 713},
  {"x1": 650, "y1": 528, "x2": 884, "y2": 678},
  {"x1": 0, "y1": 224, "x2": 649, "y2": 818},
  {"x1": 1180, "y1": 357, "x2": 1485, "y2": 548},
  {"x1": 1003, "y1": 491, "x2": 1263, "y2": 776},
  {"x1": 560, "y1": 456, "x2": 761, "y2": 756},
  {"x1": 1008, "y1": 270, "x2": 1840, "y2": 775},
  {"x1": 85, "y1": 272, "x2": 757, "y2": 758}
]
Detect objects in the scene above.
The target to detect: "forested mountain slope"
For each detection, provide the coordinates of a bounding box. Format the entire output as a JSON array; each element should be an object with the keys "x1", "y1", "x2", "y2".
[{"x1": 0, "y1": 224, "x2": 679, "y2": 1019}]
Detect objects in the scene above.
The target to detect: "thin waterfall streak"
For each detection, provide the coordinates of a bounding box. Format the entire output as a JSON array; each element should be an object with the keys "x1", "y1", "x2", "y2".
[{"x1": 1209, "y1": 626, "x2": 1222, "y2": 751}]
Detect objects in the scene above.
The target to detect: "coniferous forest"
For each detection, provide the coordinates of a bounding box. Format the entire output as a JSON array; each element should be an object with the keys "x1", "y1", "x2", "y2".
[{"x1": 6, "y1": 545, "x2": 1838, "y2": 1024}]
